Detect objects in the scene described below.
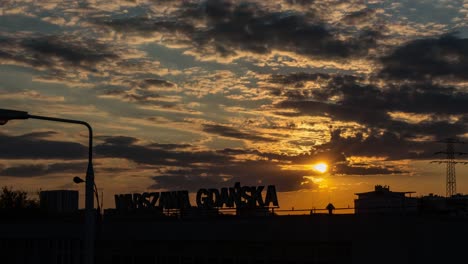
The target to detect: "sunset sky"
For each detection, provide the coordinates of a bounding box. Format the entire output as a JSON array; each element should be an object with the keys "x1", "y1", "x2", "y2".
[{"x1": 1, "y1": 0, "x2": 467, "y2": 211}]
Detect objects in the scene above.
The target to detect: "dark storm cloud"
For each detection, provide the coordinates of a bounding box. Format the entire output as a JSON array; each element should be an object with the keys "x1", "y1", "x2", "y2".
[
  {"x1": 94, "y1": 136, "x2": 324, "y2": 191},
  {"x1": 0, "y1": 133, "x2": 225, "y2": 165},
  {"x1": 380, "y1": 34, "x2": 468, "y2": 81},
  {"x1": 150, "y1": 160, "x2": 317, "y2": 192},
  {"x1": 149, "y1": 146, "x2": 407, "y2": 192},
  {"x1": 192, "y1": 0, "x2": 379, "y2": 58},
  {"x1": 284, "y1": 0, "x2": 315, "y2": 6},
  {"x1": 99, "y1": 76, "x2": 178, "y2": 106},
  {"x1": 0, "y1": 133, "x2": 87, "y2": 160},
  {"x1": 0, "y1": 132, "x2": 408, "y2": 189},
  {"x1": 98, "y1": 16, "x2": 195, "y2": 35},
  {"x1": 196, "y1": 1, "x2": 329, "y2": 56},
  {"x1": 278, "y1": 100, "x2": 466, "y2": 139},
  {"x1": 271, "y1": 73, "x2": 468, "y2": 139},
  {"x1": 98, "y1": 135, "x2": 191, "y2": 150},
  {"x1": 101, "y1": 87, "x2": 165, "y2": 104},
  {"x1": 141, "y1": 79, "x2": 176, "y2": 89},
  {"x1": 22, "y1": 35, "x2": 116, "y2": 65},
  {"x1": 202, "y1": 124, "x2": 277, "y2": 142},
  {"x1": 269, "y1": 71, "x2": 468, "y2": 160},
  {"x1": 265, "y1": 148, "x2": 346, "y2": 165},
  {"x1": 0, "y1": 162, "x2": 88, "y2": 177},
  {"x1": 0, "y1": 164, "x2": 45, "y2": 177},
  {"x1": 151, "y1": 174, "x2": 225, "y2": 191},
  {"x1": 251, "y1": 142, "x2": 405, "y2": 175},
  {"x1": 269, "y1": 72, "x2": 331, "y2": 87},
  {"x1": 97, "y1": 0, "x2": 378, "y2": 59},
  {"x1": 17, "y1": 131, "x2": 58, "y2": 140},
  {"x1": 216, "y1": 148, "x2": 261, "y2": 156},
  {"x1": 99, "y1": 136, "x2": 139, "y2": 146},
  {"x1": 334, "y1": 163, "x2": 404, "y2": 176},
  {"x1": 147, "y1": 143, "x2": 192, "y2": 150},
  {"x1": 341, "y1": 8, "x2": 378, "y2": 25},
  {"x1": 314, "y1": 129, "x2": 441, "y2": 161},
  {"x1": 0, "y1": 34, "x2": 117, "y2": 70},
  {"x1": 216, "y1": 147, "x2": 345, "y2": 167},
  {"x1": 92, "y1": 136, "x2": 315, "y2": 191},
  {"x1": 95, "y1": 139, "x2": 231, "y2": 166},
  {"x1": 88, "y1": 136, "x2": 353, "y2": 191}
]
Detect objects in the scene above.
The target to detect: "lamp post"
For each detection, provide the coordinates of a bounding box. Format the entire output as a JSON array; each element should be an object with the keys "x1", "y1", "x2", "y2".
[
  {"x1": 0, "y1": 108, "x2": 96, "y2": 264},
  {"x1": 74, "y1": 176, "x2": 101, "y2": 215}
]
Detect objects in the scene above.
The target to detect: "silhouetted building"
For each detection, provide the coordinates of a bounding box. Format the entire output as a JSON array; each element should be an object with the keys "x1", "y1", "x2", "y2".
[
  {"x1": 40, "y1": 190, "x2": 79, "y2": 213},
  {"x1": 419, "y1": 193, "x2": 468, "y2": 216},
  {"x1": 354, "y1": 185, "x2": 417, "y2": 214},
  {"x1": 5, "y1": 188, "x2": 468, "y2": 264}
]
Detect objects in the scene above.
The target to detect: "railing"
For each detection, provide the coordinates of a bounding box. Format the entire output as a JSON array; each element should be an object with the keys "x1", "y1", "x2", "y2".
[{"x1": 104, "y1": 206, "x2": 358, "y2": 220}]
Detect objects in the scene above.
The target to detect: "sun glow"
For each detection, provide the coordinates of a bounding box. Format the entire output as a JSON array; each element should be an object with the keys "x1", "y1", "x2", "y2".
[{"x1": 312, "y1": 162, "x2": 328, "y2": 173}]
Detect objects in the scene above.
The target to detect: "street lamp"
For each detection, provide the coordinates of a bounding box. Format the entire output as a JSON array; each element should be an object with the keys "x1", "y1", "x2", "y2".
[
  {"x1": 74, "y1": 176, "x2": 102, "y2": 215},
  {"x1": 0, "y1": 108, "x2": 96, "y2": 264}
]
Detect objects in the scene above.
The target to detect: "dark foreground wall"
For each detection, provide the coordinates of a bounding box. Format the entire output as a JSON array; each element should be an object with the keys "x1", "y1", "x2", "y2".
[{"x1": 1, "y1": 213, "x2": 467, "y2": 264}]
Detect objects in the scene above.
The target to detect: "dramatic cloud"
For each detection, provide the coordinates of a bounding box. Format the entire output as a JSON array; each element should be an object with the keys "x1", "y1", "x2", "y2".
[
  {"x1": 0, "y1": 162, "x2": 88, "y2": 177},
  {"x1": 202, "y1": 124, "x2": 277, "y2": 142},
  {"x1": 0, "y1": 133, "x2": 87, "y2": 160},
  {"x1": 271, "y1": 73, "x2": 468, "y2": 139},
  {"x1": 94, "y1": 136, "x2": 232, "y2": 166},
  {"x1": 97, "y1": 0, "x2": 379, "y2": 60},
  {"x1": 0, "y1": 33, "x2": 117, "y2": 70},
  {"x1": 0, "y1": 131, "x2": 413, "y2": 191},
  {"x1": 141, "y1": 79, "x2": 176, "y2": 89},
  {"x1": 110, "y1": 134, "x2": 413, "y2": 182},
  {"x1": 100, "y1": 87, "x2": 164, "y2": 104},
  {"x1": 341, "y1": 8, "x2": 379, "y2": 26},
  {"x1": 334, "y1": 163, "x2": 404, "y2": 176},
  {"x1": 22, "y1": 35, "x2": 116, "y2": 65},
  {"x1": 151, "y1": 159, "x2": 318, "y2": 192},
  {"x1": 1, "y1": 0, "x2": 467, "y2": 203},
  {"x1": 314, "y1": 129, "x2": 440, "y2": 161},
  {"x1": 93, "y1": 135, "x2": 322, "y2": 191},
  {"x1": 99, "y1": 136, "x2": 139, "y2": 146},
  {"x1": 380, "y1": 34, "x2": 468, "y2": 81}
]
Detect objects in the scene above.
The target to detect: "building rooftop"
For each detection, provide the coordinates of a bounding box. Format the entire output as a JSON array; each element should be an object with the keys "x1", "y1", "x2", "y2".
[{"x1": 355, "y1": 185, "x2": 415, "y2": 197}]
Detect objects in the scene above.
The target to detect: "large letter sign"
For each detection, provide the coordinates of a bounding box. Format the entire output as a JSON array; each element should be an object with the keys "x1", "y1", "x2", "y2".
[
  {"x1": 196, "y1": 182, "x2": 278, "y2": 209},
  {"x1": 115, "y1": 190, "x2": 190, "y2": 210},
  {"x1": 115, "y1": 182, "x2": 279, "y2": 211}
]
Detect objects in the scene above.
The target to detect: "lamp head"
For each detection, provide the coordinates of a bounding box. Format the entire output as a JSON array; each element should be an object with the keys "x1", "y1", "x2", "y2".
[
  {"x1": 0, "y1": 109, "x2": 29, "y2": 125},
  {"x1": 73, "y1": 176, "x2": 85, "y2": 184}
]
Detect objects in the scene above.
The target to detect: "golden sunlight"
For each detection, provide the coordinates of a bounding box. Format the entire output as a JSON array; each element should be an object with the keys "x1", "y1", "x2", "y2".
[{"x1": 312, "y1": 162, "x2": 328, "y2": 173}]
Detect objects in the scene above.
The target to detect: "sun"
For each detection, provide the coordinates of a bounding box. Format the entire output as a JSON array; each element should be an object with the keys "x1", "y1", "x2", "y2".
[{"x1": 312, "y1": 162, "x2": 328, "y2": 173}]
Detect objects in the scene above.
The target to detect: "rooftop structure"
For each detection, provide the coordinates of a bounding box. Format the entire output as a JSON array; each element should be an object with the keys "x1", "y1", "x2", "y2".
[
  {"x1": 39, "y1": 190, "x2": 79, "y2": 213},
  {"x1": 354, "y1": 185, "x2": 417, "y2": 214}
]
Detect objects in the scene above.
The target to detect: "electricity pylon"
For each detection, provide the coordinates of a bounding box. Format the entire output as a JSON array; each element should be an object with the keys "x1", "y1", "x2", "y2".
[{"x1": 431, "y1": 138, "x2": 467, "y2": 197}]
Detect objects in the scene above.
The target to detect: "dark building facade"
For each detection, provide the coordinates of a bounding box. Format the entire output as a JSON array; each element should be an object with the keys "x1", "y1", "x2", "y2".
[
  {"x1": 3, "y1": 209, "x2": 468, "y2": 264},
  {"x1": 354, "y1": 185, "x2": 417, "y2": 214},
  {"x1": 3, "y1": 186, "x2": 468, "y2": 264}
]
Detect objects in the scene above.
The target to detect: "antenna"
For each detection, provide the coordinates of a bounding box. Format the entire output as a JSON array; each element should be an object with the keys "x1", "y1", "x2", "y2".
[{"x1": 431, "y1": 138, "x2": 467, "y2": 197}]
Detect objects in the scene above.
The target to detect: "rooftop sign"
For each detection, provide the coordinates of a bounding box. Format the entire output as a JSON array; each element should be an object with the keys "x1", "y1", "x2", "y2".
[{"x1": 114, "y1": 182, "x2": 279, "y2": 210}]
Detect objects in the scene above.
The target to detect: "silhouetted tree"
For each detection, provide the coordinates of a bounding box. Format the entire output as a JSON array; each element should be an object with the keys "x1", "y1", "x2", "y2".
[{"x1": 0, "y1": 186, "x2": 38, "y2": 209}]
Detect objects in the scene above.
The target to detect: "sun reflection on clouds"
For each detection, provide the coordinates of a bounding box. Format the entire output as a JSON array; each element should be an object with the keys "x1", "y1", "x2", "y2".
[{"x1": 304, "y1": 176, "x2": 329, "y2": 189}]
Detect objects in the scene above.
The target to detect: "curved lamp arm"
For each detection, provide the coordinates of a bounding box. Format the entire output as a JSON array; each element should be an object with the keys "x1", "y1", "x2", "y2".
[{"x1": 0, "y1": 108, "x2": 96, "y2": 264}]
